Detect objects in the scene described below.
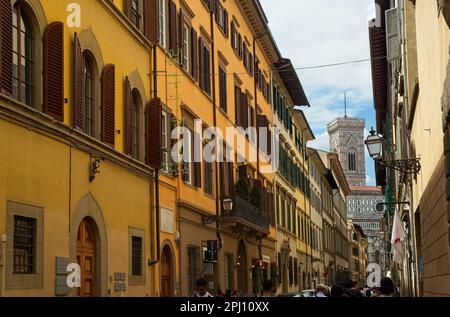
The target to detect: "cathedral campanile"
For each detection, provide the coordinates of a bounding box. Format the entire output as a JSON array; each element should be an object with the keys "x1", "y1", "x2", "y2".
[{"x1": 327, "y1": 117, "x2": 366, "y2": 186}]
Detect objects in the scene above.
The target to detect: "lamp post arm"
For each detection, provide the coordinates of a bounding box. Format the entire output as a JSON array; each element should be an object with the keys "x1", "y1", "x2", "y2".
[{"x1": 376, "y1": 158, "x2": 421, "y2": 174}]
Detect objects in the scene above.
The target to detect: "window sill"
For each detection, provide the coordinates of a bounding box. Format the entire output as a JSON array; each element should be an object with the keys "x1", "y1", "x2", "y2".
[
  {"x1": 183, "y1": 181, "x2": 200, "y2": 191},
  {"x1": 218, "y1": 107, "x2": 229, "y2": 118},
  {"x1": 217, "y1": 26, "x2": 229, "y2": 39},
  {"x1": 204, "y1": 191, "x2": 215, "y2": 200}
]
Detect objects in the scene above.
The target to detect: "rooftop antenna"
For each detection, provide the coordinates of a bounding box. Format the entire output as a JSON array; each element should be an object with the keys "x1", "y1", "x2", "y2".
[{"x1": 344, "y1": 91, "x2": 347, "y2": 118}]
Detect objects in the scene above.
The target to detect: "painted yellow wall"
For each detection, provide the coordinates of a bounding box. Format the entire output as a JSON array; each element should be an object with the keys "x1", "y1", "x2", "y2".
[{"x1": 411, "y1": 0, "x2": 450, "y2": 209}]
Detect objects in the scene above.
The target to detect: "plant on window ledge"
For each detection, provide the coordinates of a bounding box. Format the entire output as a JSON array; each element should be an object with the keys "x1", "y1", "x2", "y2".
[
  {"x1": 235, "y1": 178, "x2": 250, "y2": 201},
  {"x1": 250, "y1": 185, "x2": 262, "y2": 210}
]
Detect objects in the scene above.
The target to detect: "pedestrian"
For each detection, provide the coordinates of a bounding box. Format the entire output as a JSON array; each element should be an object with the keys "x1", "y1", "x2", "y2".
[
  {"x1": 262, "y1": 279, "x2": 275, "y2": 297},
  {"x1": 216, "y1": 285, "x2": 225, "y2": 297},
  {"x1": 193, "y1": 278, "x2": 213, "y2": 297},
  {"x1": 330, "y1": 284, "x2": 344, "y2": 297},
  {"x1": 378, "y1": 277, "x2": 395, "y2": 297},
  {"x1": 315, "y1": 285, "x2": 329, "y2": 297}
]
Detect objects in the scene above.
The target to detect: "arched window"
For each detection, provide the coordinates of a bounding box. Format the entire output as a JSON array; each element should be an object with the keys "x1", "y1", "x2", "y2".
[
  {"x1": 131, "y1": 89, "x2": 141, "y2": 160},
  {"x1": 12, "y1": 4, "x2": 34, "y2": 106},
  {"x1": 83, "y1": 52, "x2": 94, "y2": 136}
]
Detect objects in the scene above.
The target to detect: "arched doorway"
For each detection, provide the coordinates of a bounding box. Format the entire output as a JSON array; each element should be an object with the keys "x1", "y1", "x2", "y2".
[
  {"x1": 76, "y1": 218, "x2": 96, "y2": 297},
  {"x1": 237, "y1": 240, "x2": 247, "y2": 295},
  {"x1": 161, "y1": 246, "x2": 173, "y2": 297}
]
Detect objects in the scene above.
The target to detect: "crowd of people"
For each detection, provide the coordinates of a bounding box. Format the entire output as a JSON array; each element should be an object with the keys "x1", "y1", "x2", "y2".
[
  {"x1": 191, "y1": 277, "x2": 399, "y2": 298},
  {"x1": 321, "y1": 277, "x2": 400, "y2": 297}
]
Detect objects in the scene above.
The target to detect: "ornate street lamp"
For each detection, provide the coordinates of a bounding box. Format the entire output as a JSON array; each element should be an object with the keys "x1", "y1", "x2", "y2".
[
  {"x1": 202, "y1": 197, "x2": 233, "y2": 225},
  {"x1": 365, "y1": 128, "x2": 421, "y2": 174},
  {"x1": 365, "y1": 128, "x2": 383, "y2": 160},
  {"x1": 222, "y1": 198, "x2": 233, "y2": 215}
]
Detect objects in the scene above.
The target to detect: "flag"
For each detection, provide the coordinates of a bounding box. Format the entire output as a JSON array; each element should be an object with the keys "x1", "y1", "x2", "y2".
[{"x1": 391, "y1": 209, "x2": 406, "y2": 264}]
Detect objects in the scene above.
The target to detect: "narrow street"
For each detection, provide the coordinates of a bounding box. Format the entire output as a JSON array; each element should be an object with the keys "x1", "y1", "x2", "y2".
[{"x1": 0, "y1": 0, "x2": 449, "y2": 299}]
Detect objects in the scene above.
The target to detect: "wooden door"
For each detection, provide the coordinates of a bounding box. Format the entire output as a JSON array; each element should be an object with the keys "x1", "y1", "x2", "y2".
[
  {"x1": 161, "y1": 247, "x2": 172, "y2": 297},
  {"x1": 77, "y1": 219, "x2": 96, "y2": 297}
]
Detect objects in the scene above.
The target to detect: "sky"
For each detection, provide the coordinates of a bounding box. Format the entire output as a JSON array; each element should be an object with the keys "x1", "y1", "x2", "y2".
[{"x1": 259, "y1": 0, "x2": 377, "y2": 186}]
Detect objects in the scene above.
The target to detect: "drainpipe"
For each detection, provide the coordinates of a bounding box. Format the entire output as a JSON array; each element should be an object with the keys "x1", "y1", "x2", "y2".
[
  {"x1": 149, "y1": 44, "x2": 161, "y2": 267},
  {"x1": 210, "y1": 10, "x2": 222, "y2": 249}
]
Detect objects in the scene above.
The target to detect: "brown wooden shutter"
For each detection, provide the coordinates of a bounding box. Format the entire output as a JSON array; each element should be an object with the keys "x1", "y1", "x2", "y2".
[
  {"x1": 228, "y1": 161, "x2": 234, "y2": 198},
  {"x1": 204, "y1": 160, "x2": 212, "y2": 194},
  {"x1": 190, "y1": 28, "x2": 198, "y2": 80},
  {"x1": 144, "y1": 0, "x2": 158, "y2": 43},
  {"x1": 210, "y1": 0, "x2": 218, "y2": 15},
  {"x1": 170, "y1": 113, "x2": 179, "y2": 177},
  {"x1": 101, "y1": 64, "x2": 115, "y2": 147},
  {"x1": 0, "y1": 0, "x2": 12, "y2": 96},
  {"x1": 223, "y1": 10, "x2": 229, "y2": 36},
  {"x1": 243, "y1": 43, "x2": 247, "y2": 68},
  {"x1": 219, "y1": 162, "x2": 225, "y2": 199},
  {"x1": 168, "y1": 0, "x2": 177, "y2": 53},
  {"x1": 73, "y1": 33, "x2": 84, "y2": 131},
  {"x1": 234, "y1": 86, "x2": 241, "y2": 126},
  {"x1": 178, "y1": 10, "x2": 184, "y2": 52},
  {"x1": 43, "y1": 22, "x2": 64, "y2": 121},
  {"x1": 231, "y1": 21, "x2": 235, "y2": 49},
  {"x1": 238, "y1": 34, "x2": 242, "y2": 58},
  {"x1": 198, "y1": 38, "x2": 204, "y2": 89},
  {"x1": 194, "y1": 160, "x2": 202, "y2": 188},
  {"x1": 124, "y1": 77, "x2": 133, "y2": 155},
  {"x1": 267, "y1": 128, "x2": 272, "y2": 156},
  {"x1": 241, "y1": 91, "x2": 248, "y2": 129},
  {"x1": 124, "y1": 0, "x2": 132, "y2": 19},
  {"x1": 145, "y1": 97, "x2": 162, "y2": 169}
]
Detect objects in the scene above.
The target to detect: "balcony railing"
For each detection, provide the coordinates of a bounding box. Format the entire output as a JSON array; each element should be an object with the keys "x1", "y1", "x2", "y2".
[{"x1": 222, "y1": 196, "x2": 269, "y2": 232}]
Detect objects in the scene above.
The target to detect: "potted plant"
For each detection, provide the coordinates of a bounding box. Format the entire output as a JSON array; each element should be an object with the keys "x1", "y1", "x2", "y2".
[
  {"x1": 250, "y1": 185, "x2": 262, "y2": 210},
  {"x1": 235, "y1": 178, "x2": 250, "y2": 201}
]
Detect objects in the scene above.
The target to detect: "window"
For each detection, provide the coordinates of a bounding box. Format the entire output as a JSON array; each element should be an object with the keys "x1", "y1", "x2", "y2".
[
  {"x1": 182, "y1": 128, "x2": 193, "y2": 184},
  {"x1": 217, "y1": 4, "x2": 223, "y2": 29},
  {"x1": 224, "y1": 253, "x2": 234, "y2": 290},
  {"x1": 276, "y1": 187, "x2": 280, "y2": 225},
  {"x1": 83, "y1": 52, "x2": 94, "y2": 136},
  {"x1": 131, "y1": 0, "x2": 141, "y2": 28},
  {"x1": 182, "y1": 22, "x2": 190, "y2": 73},
  {"x1": 348, "y1": 152, "x2": 356, "y2": 171},
  {"x1": 159, "y1": 0, "x2": 166, "y2": 47},
  {"x1": 204, "y1": 139, "x2": 213, "y2": 195},
  {"x1": 128, "y1": 228, "x2": 145, "y2": 285},
  {"x1": 131, "y1": 236, "x2": 142, "y2": 276},
  {"x1": 13, "y1": 216, "x2": 36, "y2": 274},
  {"x1": 219, "y1": 65, "x2": 227, "y2": 112},
  {"x1": 286, "y1": 198, "x2": 291, "y2": 232},
  {"x1": 199, "y1": 39, "x2": 211, "y2": 94},
  {"x1": 161, "y1": 111, "x2": 170, "y2": 173},
  {"x1": 187, "y1": 246, "x2": 200, "y2": 295},
  {"x1": 281, "y1": 192, "x2": 286, "y2": 228},
  {"x1": 6, "y1": 202, "x2": 44, "y2": 289},
  {"x1": 12, "y1": 5, "x2": 34, "y2": 106},
  {"x1": 288, "y1": 257, "x2": 293, "y2": 286}
]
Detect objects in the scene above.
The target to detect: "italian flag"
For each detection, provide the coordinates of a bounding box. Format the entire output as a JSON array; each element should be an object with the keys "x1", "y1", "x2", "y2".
[{"x1": 391, "y1": 209, "x2": 406, "y2": 264}]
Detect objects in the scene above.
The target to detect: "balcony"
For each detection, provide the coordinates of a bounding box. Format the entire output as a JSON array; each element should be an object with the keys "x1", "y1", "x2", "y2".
[{"x1": 221, "y1": 196, "x2": 269, "y2": 235}]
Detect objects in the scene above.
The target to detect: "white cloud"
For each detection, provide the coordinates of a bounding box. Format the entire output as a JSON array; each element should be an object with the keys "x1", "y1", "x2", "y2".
[
  {"x1": 259, "y1": 0, "x2": 374, "y2": 131},
  {"x1": 260, "y1": 0, "x2": 378, "y2": 185},
  {"x1": 308, "y1": 132, "x2": 330, "y2": 152}
]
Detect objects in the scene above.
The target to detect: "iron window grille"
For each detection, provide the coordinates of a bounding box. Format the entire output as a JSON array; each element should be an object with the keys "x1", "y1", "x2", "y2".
[{"x1": 13, "y1": 216, "x2": 37, "y2": 274}]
